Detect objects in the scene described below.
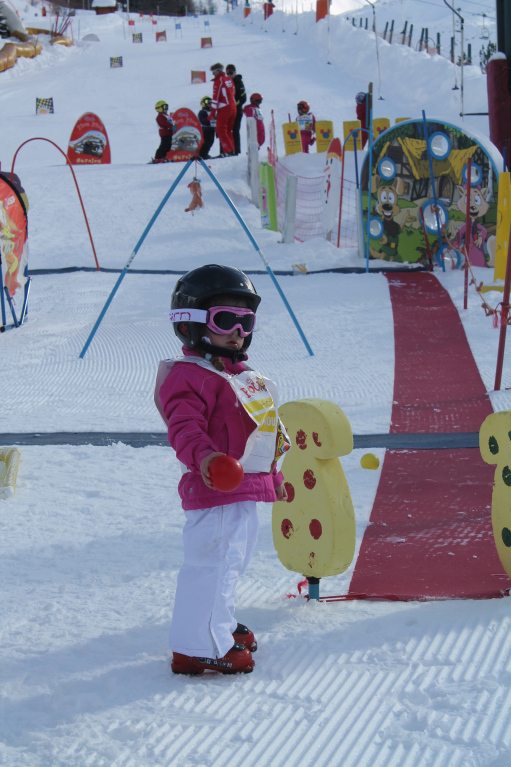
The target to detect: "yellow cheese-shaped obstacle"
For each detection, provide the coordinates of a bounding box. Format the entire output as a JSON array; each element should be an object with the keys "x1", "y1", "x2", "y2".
[
  {"x1": 272, "y1": 399, "x2": 356, "y2": 578},
  {"x1": 480, "y1": 411, "x2": 511, "y2": 575},
  {"x1": 282, "y1": 121, "x2": 302, "y2": 155},
  {"x1": 0, "y1": 448, "x2": 21, "y2": 499}
]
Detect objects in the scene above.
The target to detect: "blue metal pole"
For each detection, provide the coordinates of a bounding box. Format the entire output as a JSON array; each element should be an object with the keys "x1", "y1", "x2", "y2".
[
  {"x1": 197, "y1": 158, "x2": 314, "y2": 357},
  {"x1": 79, "y1": 159, "x2": 194, "y2": 359},
  {"x1": 422, "y1": 110, "x2": 445, "y2": 272},
  {"x1": 0, "y1": 264, "x2": 6, "y2": 329},
  {"x1": 365, "y1": 111, "x2": 374, "y2": 272},
  {"x1": 4, "y1": 286, "x2": 19, "y2": 327},
  {"x1": 307, "y1": 577, "x2": 320, "y2": 600}
]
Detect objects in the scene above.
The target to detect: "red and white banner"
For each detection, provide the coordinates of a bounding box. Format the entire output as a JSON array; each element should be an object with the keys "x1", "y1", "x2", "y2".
[
  {"x1": 0, "y1": 173, "x2": 28, "y2": 300},
  {"x1": 167, "y1": 107, "x2": 203, "y2": 163},
  {"x1": 67, "y1": 113, "x2": 111, "y2": 165}
]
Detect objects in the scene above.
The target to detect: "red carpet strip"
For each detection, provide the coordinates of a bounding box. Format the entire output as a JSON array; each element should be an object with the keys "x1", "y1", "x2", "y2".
[{"x1": 348, "y1": 273, "x2": 510, "y2": 599}]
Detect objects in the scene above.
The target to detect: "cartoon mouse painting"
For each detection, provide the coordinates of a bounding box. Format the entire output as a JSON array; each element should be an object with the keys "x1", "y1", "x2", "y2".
[{"x1": 370, "y1": 176, "x2": 409, "y2": 261}]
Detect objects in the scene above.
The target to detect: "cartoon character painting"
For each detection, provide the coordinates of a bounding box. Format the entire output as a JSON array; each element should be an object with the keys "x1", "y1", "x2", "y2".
[
  {"x1": 361, "y1": 118, "x2": 501, "y2": 266},
  {"x1": 369, "y1": 176, "x2": 410, "y2": 261},
  {"x1": 0, "y1": 181, "x2": 27, "y2": 299},
  {"x1": 450, "y1": 183, "x2": 491, "y2": 266}
]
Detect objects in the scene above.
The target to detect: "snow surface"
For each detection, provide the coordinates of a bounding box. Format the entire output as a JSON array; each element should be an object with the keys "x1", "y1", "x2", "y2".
[{"x1": 2, "y1": 1, "x2": 511, "y2": 766}]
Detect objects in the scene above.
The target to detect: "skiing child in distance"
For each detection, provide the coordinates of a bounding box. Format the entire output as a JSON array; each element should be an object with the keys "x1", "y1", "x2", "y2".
[
  {"x1": 197, "y1": 95, "x2": 216, "y2": 159},
  {"x1": 153, "y1": 100, "x2": 175, "y2": 163},
  {"x1": 154, "y1": 264, "x2": 289, "y2": 675},
  {"x1": 243, "y1": 93, "x2": 265, "y2": 149},
  {"x1": 296, "y1": 100, "x2": 316, "y2": 153}
]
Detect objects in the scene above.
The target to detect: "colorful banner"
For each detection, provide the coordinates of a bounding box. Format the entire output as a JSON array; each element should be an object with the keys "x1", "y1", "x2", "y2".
[
  {"x1": 67, "y1": 112, "x2": 111, "y2": 165},
  {"x1": 494, "y1": 171, "x2": 510, "y2": 281},
  {"x1": 155, "y1": 30, "x2": 167, "y2": 42},
  {"x1": 343, "y1": 120, "x2": 363, "y2": 151},
  {"x1": 372, "y1": 117, "x2": 391, "y2": 140},
  {"x1": 282, "y1": 121, "x2": 302, "y2": 155},
  {"x1": 0, "y1": 173, "x2": 28, "y2": 301},
  {"x1": 259, "y1": 162, "x2": 278, "y2": 231},
  {"x1": 35, "y1": 97, "x2": 54, "y2": 114},
  {"x1": 191, "y1": 70, "x2": 206, "y2": 84},
  {"x1": 132, "y1": 32, "x2": 143, "y2": 43},
  {"x1": 315, "y1": 120, "x2": 334, "y2": 153},
  {"x1": 316, "y1": 0, "x2": 329, "y2": 22},
  {"x1": 322, "y1": 138, "x2": 343, "y2": 238},
  {"x1": 167, "y1": 107, "x2": 203, "y2": 163},
  {"x1": 200, "y1": 37, "x2": 212, "y2": 48},
  {"x1": 110, "y1": 56, "x2": 123, "y2": 68}
]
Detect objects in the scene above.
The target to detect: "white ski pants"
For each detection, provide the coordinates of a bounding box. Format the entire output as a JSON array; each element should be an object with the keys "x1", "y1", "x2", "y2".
[{"x1": 169, "y1": 501, "x2": 259, "y2": 658}]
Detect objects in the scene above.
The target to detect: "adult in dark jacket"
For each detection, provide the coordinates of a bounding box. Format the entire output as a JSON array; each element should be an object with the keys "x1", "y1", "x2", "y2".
[
  {"x1": 355, "y1": 91, "x2": 368, "y2": 148},
  {"x1": 226, "y1": 64, "x2": 246, "y2": 155},
  {"x1": 197, "y1": 96, "x2": 216, "y2": 159}
]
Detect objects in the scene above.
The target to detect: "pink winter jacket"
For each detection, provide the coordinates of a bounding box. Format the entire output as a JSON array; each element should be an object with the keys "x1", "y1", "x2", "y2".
[{"x1": 155, "y1": 350, "x2": 284, "y2": 510}]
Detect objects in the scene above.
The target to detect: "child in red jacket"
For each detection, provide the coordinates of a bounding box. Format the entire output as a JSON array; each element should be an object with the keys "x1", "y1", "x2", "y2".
[
  {"x1": 153, "y1": 99, "x2": 175, "y2": 163},
  {"x1": 243, "y1": 93, "x2": 265, "y2": 149},
  {"x1": 154, "y1": 264, "x2": 289, "y2": 676},
  {"x1": 296, "y1": 100, "x2": 316, "y2": 153}
]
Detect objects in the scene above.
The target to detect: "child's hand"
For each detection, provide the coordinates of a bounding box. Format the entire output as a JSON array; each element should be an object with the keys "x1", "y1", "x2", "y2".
[
  {"x1": 275, "y1": 482, "x2": 288, "y2": 501},
  {"x1": 200, "y1": 452, "x2": 225, "y2": 489}
]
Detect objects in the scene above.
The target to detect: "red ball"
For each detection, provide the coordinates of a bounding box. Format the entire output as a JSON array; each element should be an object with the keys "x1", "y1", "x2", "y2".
[{"x1": 209, "y1": 455, "x2": 244, "y2": 492}]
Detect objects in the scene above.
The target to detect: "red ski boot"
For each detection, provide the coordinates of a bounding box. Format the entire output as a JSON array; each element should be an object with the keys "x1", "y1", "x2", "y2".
[
  {"x1": 171, "y1": 643, "x2": 254, "y2": 675},
  {"x1": 232, "y1": 623, "x2": 257, "y2": 652}
]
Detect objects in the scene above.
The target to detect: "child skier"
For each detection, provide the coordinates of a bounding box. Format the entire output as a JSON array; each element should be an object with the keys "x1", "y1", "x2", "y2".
[
  {"x1": 296, "y1": 100, "x2": 316, "y2": 153},
  {"x1": 197, "y1": 95, "x2": 216, "y2": 159},
  {"x1": 243, "y1": 93, "x2": 265, "y2": 149},
  {"x1": 153, "y1": 100, "x2": 175, "y2": 163},
  {"x1": 154, "y1": 264, "x2": 289, "y2": 675}
]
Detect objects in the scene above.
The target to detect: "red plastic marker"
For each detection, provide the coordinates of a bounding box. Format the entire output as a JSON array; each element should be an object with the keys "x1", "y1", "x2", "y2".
[{"x1": 209, "y1": 455, "x2": 244, "y2": 492}]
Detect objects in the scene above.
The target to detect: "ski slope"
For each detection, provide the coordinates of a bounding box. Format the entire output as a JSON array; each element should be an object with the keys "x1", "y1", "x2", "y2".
[{"x1": 3, "y1": 2, "x2": 511, "y2": 766}]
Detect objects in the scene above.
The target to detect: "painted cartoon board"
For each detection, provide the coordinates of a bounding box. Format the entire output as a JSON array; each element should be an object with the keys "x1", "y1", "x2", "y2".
[
  {"x1": 67, "y1": 113, "x2": 111, "y2": 165},
  {"x1": 282, "y1": 121, "x2": 302, "y2": 155},
  {"x1": 360, "y1": 118, "x2": 502, "y2": 266},
  {"x1": 0, "y1": 173, "x2": 28, "y2": 299},
  {"x1": 167, "y1": 107, "x2": 203, "y2": 162}
]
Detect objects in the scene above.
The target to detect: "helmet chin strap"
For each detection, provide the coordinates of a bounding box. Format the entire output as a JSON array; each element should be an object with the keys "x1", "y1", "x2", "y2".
[{"x1": 197, "y1": 336, "x2": 248, "y2": 362}]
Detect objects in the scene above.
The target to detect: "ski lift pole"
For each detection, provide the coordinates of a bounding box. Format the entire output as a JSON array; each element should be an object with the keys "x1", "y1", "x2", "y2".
[
  {"x1": 197, "y1": 158, "x2": 314, "y2": 357},
  {"x1": 463, "y1": 158, "x2": 472, "y2": 310},
  {"x1": 443, "y1": 0, "x2": 464, "y2": 116},
  {"x1": 363, "y1": 0, "x2": 383, "y2": 100},
  {"x1": 79, "y1": 158, "x2": 194, "y2": 359},
  {"x1": 365, "y1": 88, "x2": 374, "y2": 272}
]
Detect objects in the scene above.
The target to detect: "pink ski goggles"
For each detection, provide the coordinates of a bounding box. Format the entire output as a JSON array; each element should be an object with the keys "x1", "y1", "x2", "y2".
[{"x1": 169, "y1": 305, "x2": 256, "y2": 337}]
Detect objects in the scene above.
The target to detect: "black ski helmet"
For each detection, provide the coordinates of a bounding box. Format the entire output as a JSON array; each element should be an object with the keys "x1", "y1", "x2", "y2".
[{"x1": 171, "y1": 264, "x2": 260, "y2": 358}]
